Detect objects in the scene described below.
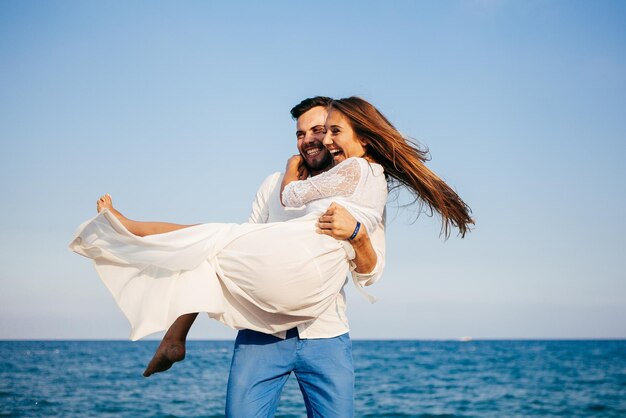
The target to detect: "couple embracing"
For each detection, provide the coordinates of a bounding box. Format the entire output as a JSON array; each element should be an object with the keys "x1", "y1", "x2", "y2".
[{"x1": 71, "y1": 96, "x2": 473, "y2": 417}]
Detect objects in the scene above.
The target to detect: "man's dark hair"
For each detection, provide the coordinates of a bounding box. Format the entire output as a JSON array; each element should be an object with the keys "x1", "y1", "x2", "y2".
[{"x1": 290, "y1": 96, "x2": 333, "y2": 120}]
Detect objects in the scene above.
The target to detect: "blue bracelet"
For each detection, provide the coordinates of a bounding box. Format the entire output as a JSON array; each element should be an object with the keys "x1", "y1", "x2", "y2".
[{"x1": 348, "y1": 221, "x2": 361, "y2": 241}]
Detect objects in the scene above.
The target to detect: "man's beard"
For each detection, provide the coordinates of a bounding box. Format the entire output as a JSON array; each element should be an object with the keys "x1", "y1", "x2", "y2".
[{"x1": 305, "y1": 152, "x2": 333, "y2": 174}]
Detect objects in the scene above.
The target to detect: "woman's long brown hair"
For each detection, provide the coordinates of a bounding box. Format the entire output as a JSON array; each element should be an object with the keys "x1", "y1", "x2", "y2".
[{"x1": 329, "y1": 97, "x2": 474, "y2": 238}]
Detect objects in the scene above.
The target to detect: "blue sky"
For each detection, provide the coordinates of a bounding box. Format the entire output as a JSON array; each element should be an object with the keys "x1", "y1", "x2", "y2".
[{"x1": 1, "y1": 0, "x2": 625, "y2": 340}]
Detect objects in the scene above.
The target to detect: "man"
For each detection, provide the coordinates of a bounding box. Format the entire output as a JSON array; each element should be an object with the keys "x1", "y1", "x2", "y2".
[{"x1": 225, "y1": 97, "x2": 386, "y2": 417}]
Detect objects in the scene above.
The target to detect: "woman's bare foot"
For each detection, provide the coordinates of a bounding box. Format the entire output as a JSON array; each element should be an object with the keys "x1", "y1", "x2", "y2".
[
  {"x1": 97, "y1": 194, "x2": 124, "y2": 220},
  {"x1": 143, "y1": 338, "x2": 186, "y2": 377}
]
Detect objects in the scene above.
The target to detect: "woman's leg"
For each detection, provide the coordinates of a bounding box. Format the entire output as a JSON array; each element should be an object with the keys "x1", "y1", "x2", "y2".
[
  {"x1": 95, "y1": 195, "x2": 202, "y2": 376},
  {"x1": 96, "y1": 194, "x2": 197, "y2": 236},
  {"x1": 143, "y1": 313, "x2": 199, "y2": 377}
]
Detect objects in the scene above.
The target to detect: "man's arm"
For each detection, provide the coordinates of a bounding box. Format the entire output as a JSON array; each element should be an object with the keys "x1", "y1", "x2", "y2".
[
  {"x1": 349, "y1": 227, "x2": 378, "y2": 274},
  {"x1": 352, "y1": 222, "x2": 385, "y2": 286},
  {"x1": 317, "y1": 202, "x2": 383, "y2": 277}
]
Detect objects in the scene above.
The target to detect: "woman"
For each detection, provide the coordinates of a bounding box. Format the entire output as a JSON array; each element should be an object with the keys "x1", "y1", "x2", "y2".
[{"x1": 70, "y1": 97, "x2": 473, "y2": 375}]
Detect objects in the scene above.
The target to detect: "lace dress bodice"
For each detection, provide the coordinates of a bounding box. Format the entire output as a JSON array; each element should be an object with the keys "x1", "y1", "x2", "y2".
[{"x1": 282, "y1": 157, "x2": 387, "y2": 234}]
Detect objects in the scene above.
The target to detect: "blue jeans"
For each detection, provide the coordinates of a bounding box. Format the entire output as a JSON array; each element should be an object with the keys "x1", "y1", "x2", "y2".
[{"x1": 225, "y1": 328, "x2": 354, "y2": 418}]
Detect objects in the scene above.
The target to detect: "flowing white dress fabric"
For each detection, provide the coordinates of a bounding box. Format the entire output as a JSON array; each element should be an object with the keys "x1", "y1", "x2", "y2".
[{"x1": 70, "y1": 157, "x2": 387, "y2": 340}]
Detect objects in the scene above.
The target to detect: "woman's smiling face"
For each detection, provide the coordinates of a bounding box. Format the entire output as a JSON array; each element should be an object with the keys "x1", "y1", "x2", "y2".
[{"x1": 323, "y1": 108, "x2": 367, "y2": 164}]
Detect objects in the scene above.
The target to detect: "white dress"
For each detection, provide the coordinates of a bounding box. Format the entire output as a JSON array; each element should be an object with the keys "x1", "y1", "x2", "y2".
[{"x1": 69, "y1": 157, "x2": 387, "y2": 340}]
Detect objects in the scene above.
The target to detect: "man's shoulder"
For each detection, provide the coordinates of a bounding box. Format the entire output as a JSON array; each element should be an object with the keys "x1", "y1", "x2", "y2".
[
  {"x1": 259, "y1": 170, "x2": 306, "y2": 223},
  {"x1": 258, "y1": 171, "x2": 283, "y2": 191}
]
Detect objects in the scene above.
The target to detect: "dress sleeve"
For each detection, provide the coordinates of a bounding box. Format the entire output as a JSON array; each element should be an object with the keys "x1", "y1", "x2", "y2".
[{"x1": 282, "y1": 158, "x2": 362, "y2": 208}]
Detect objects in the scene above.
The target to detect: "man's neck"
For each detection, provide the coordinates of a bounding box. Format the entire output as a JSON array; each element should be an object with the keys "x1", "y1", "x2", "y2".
[{"x1": 309, "y1": 165, "x2": 333, "y2": 178}]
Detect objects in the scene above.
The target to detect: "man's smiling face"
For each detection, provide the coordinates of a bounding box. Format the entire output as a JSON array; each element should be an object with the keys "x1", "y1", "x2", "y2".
[{"x1": 296, "y1": 106, "x2": 333, "y2": 175}]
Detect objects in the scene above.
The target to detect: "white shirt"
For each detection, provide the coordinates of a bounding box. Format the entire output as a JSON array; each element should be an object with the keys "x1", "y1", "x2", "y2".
[{"x1": 248, "y1": 171, "x2": 386, "y2": 339}]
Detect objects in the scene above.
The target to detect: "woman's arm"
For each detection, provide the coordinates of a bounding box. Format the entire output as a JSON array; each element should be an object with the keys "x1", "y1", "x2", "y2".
[
  {"x1": 97, "y1": 194, "x2": 197, "y2": 237},
  {"x1": 282, "y1": 157, "x2": 361, "y2": 208},
  {"x1": 280, "y1": 155, "x2": 308, "y2": 206}
]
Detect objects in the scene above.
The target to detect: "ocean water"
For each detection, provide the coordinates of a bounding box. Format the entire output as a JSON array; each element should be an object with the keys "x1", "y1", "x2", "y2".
[{"x1": 1, "y1": 340, "x2": 625, "y2": 417}]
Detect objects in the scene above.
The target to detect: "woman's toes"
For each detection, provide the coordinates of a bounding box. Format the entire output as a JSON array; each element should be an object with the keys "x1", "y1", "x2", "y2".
[{"x1": 96, "y1": 194, "x2": 112, "y2": 213}]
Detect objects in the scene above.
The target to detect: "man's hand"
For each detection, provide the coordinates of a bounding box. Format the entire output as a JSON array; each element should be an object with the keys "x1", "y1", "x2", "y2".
[
  {"x1": 317, "y1": 202, "x2": 360, "y2": 241},
  {"x1": 318, "y1": 202, "x2": 377, "y2": 274}
]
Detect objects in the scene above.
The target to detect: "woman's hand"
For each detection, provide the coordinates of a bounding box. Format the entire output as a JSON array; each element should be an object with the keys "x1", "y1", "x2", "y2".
[
  {"x1": 285, "y1": 154, "x2": 301, "y2": 171},
  {"x1": 317, "y1": 202, "x2": 362, "y2": 240},
  {"x1": 281, "y1": 154, "x2": 307, "y2": 206},
  {"x1": 285, "y1": 154, "x2": 309, "y2": 180}
]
